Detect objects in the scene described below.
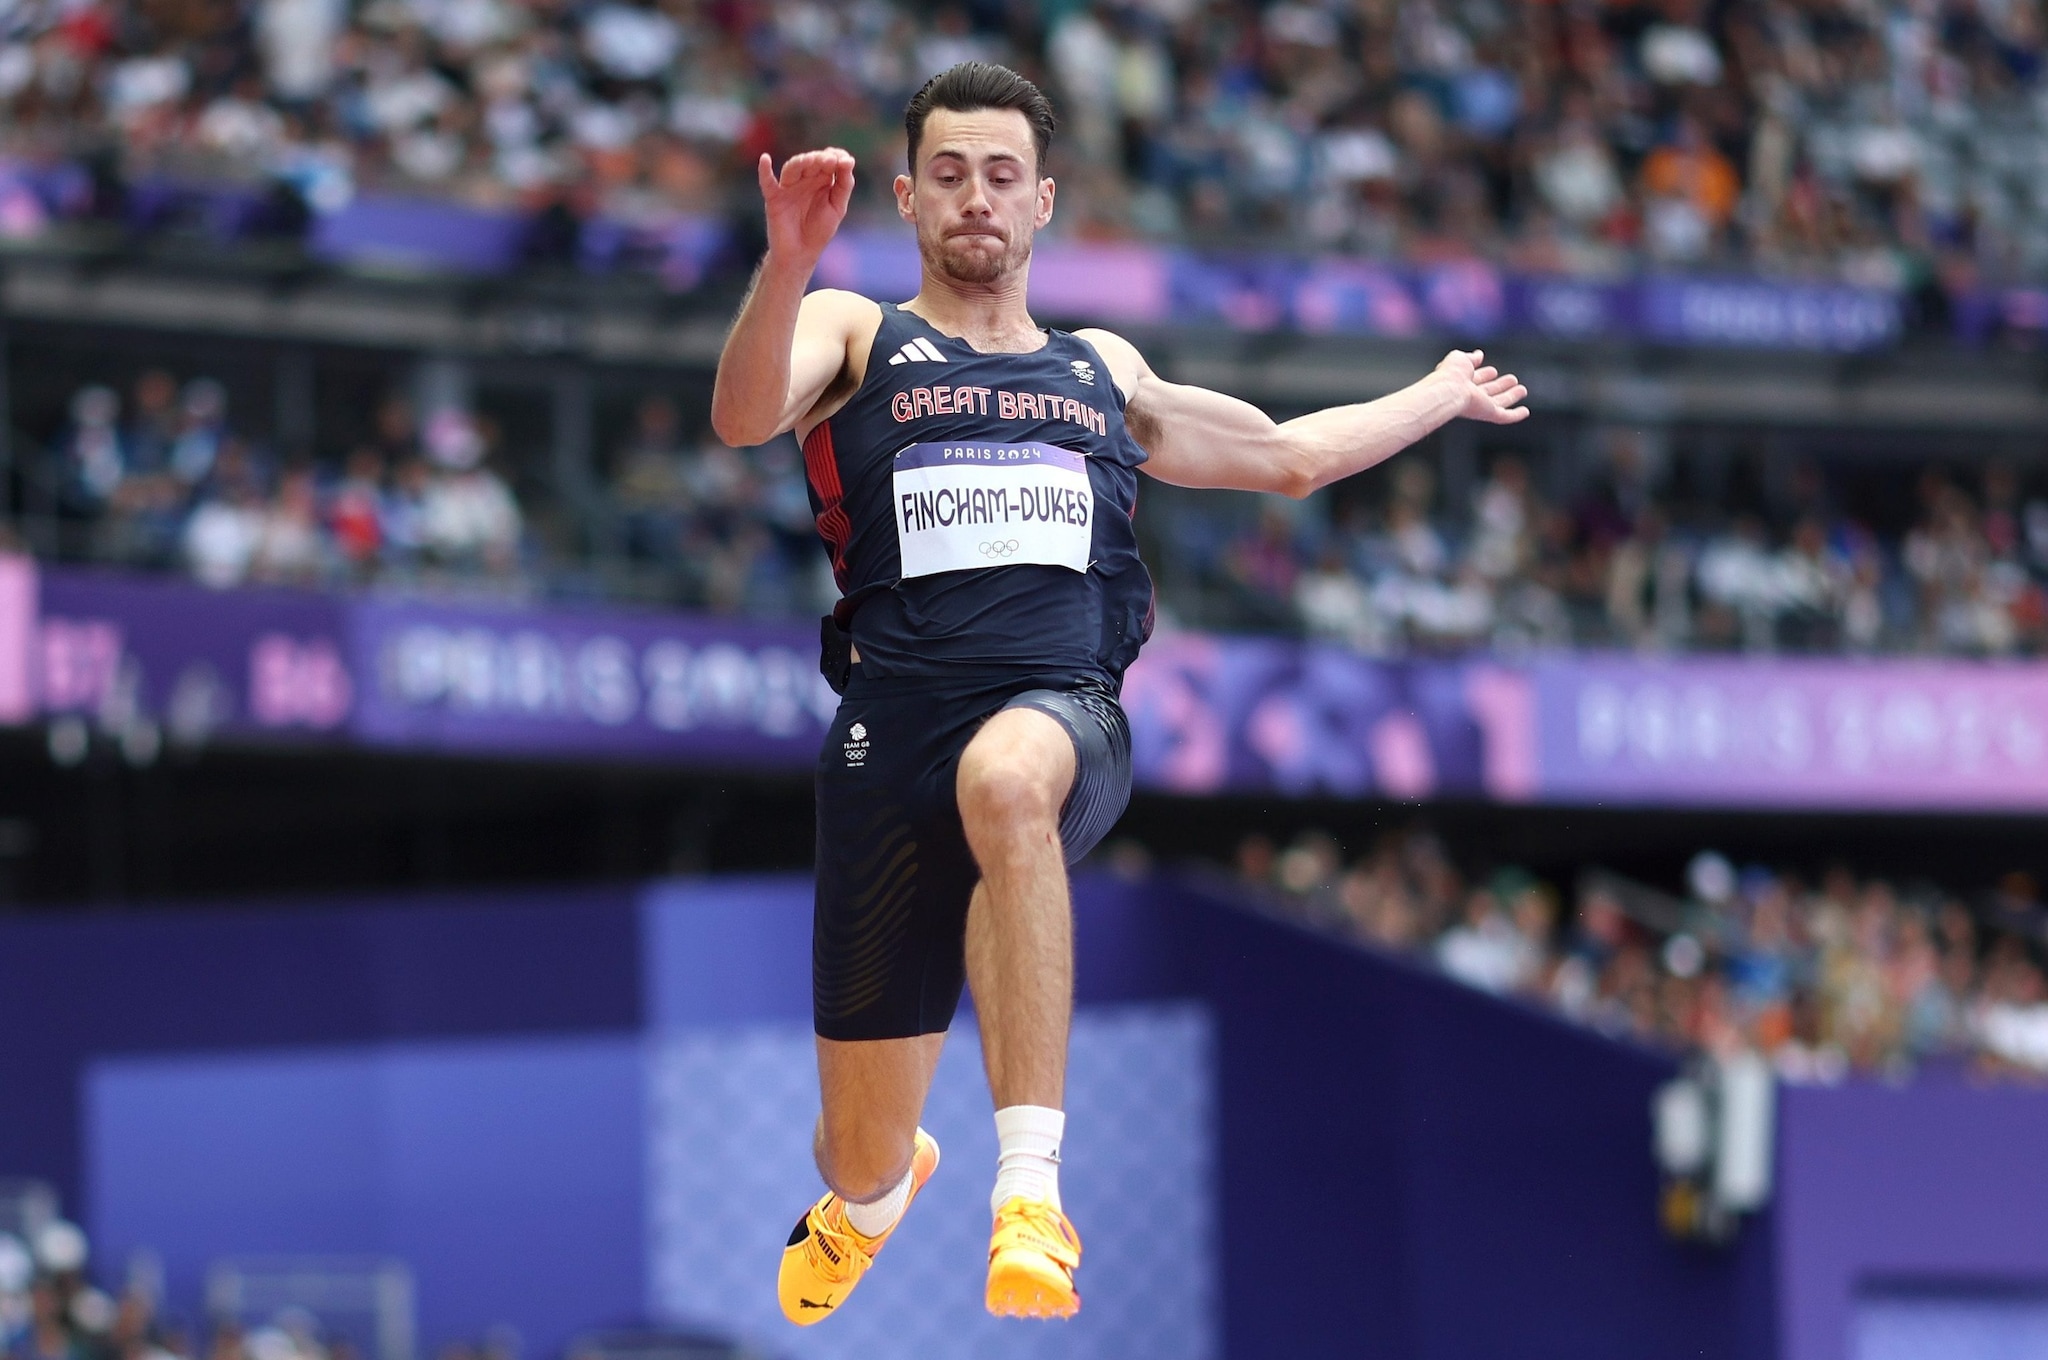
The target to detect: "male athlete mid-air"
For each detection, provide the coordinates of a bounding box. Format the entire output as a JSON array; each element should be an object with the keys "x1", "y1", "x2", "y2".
[{"x1": 710, "y1": 62, "x2": 1529, "y2": 1324}]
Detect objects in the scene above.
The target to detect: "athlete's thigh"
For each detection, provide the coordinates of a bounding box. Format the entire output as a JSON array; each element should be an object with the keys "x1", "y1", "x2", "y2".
[{"x1": 813, "y1": 683, "x2": 983, "y2": 1040}]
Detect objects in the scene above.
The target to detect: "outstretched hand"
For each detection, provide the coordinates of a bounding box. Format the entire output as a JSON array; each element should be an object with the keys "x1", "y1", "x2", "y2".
[
  {"x1": 758, "y1": 148, "x2": 856, "y2": 266},
  {"x1": 1435, "y1": 349, "x2": 1530, "y2": 424}
]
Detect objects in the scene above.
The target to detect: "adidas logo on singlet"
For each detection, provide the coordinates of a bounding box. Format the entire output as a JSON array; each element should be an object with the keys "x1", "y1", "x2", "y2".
[{"x1": 887, "y1": 337, "x2": 948, "y2": 365}]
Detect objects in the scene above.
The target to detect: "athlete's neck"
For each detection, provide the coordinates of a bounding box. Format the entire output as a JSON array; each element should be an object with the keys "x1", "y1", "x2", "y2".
[{"x1": 903, "y1": 269, "x2": 1046, "y2": 354}]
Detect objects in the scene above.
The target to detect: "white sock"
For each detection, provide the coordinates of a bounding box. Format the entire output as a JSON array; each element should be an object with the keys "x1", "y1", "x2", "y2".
[
  {"x1": 843, "y1": 1164, "x2": 914, "y2": 1239},
  {"x1": 990, "y1": 1104, "x2": 1065, "y2": 1214}
]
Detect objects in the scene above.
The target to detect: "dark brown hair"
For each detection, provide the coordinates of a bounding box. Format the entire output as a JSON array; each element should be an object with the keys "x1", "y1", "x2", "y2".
[{"x1": 903, "y1": 61, "x2": 1056, "y2": 175}]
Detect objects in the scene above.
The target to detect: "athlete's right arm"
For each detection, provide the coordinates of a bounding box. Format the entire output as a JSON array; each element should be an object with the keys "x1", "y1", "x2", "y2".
[{"x1": 710, "y1": 149, "x2": 866, "y2": 447}]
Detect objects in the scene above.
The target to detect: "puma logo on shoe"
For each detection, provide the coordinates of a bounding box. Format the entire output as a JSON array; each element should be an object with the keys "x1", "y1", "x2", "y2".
[{"x1": 779, "y1": 1131, "x2": 942, "y2": 1327}]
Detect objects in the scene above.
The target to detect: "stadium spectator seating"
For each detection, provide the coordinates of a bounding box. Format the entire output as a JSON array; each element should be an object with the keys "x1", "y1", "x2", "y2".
[
  {"x1": 10, "y1": 0, "x2": 2048, "y2": 650},
  {"x1": 2, "y1": 0, "x2": 2045, "y2": 292},
  {"x1": 28, "y1": 364, "x2": 2048, "y2": 656},
  {"x1": 1228, "y1": 825, "x2": 2048, "y2": 1079}
]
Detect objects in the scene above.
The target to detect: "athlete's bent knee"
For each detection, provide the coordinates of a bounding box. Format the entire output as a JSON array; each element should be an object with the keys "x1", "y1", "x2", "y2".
[
  {"x1": 816, "y1": 1121, "x2": 916, "y2": 1202},
  {"x1": 957, "y1": 754, "x2": 1063, "y2": 838}
]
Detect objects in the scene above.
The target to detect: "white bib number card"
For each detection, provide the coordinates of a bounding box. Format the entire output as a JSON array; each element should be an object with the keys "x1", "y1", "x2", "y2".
[{"x1": 893, "y1": 441, "x2": 1093, "y2": 579}]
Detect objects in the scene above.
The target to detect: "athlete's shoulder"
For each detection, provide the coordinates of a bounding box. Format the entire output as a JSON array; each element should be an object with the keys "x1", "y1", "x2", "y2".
[
  {"x1": 792, "y1": 291, "x2": 888, "y2": 441},
  {"x1": 799, "y1": 288, "x2": 886, "y2": 331},
  {"x1": 1068, "y1": 327, "x2": 1149, "y2": 401}
]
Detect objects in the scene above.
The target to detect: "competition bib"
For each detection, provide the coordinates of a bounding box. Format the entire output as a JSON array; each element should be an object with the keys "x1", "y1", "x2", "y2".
[{"x1": 894, "y1": 441, "x2": 1093, "y2": 579}]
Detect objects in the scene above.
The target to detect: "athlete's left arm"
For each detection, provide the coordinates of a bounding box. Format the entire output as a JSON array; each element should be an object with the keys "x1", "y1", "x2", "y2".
[{"x1": 1073, "y1": 329, "x2": 1528, "y2": 499}]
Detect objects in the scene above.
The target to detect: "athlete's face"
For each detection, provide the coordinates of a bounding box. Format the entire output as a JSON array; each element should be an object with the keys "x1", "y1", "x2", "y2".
[{"x1": 896, "y1": 108, "x2": 1054, "y2": 286}]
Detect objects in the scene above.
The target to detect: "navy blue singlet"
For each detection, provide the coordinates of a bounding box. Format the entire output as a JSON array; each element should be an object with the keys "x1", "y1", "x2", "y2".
[{"x1": 801, "y1": 301, "x2": 1155, "y2": 687}]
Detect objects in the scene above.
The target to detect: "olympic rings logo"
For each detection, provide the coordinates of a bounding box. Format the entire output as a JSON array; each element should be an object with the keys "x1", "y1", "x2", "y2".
[{"x1": 979, "y1": 540, "x2": 1021, "y2": 558}]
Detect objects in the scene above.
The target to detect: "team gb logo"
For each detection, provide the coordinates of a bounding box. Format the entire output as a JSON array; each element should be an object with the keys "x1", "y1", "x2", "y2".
[{"x1": 1070, "y1": 359, "x2": 1096, "y2": 386}]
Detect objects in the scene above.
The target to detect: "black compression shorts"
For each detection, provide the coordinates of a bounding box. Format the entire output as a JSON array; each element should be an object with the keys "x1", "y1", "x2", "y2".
[{"x1": 812, "y1": 668, "x2": 1133, "y2": 1042}]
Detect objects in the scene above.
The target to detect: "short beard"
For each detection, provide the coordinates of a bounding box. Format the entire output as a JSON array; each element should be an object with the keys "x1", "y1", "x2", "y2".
[{"x1": 918, "y1": 224, "x2": 1032, "y2": 285}]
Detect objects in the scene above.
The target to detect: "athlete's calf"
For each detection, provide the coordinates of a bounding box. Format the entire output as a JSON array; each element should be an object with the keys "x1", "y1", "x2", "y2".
[{"x1": 815, "y1": 1032, "x2": 945, "y2": 1202}]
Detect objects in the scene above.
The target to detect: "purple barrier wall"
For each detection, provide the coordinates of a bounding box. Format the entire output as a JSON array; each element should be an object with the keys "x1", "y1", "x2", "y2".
[
  {"x1": 1173, "y1": 876, "x2": 1775, "y2": 1360},
  {"x1": 20, "y1": 563, "x2": 2048, "y2": 810},
  {"x1": 1774, "y1": 1080, "x2": 2048, "y2": 1360},
  {"x1": 19, "y1": 867, "x2": 2048, "y2": 1359},
  {"x1": 89, "y1": 1037, "x2": 647, "y2": 1360},
  {"x1": 0, "y1": 881, "x2": 640, "y2": 1210},
  {"x1": 49, "y1": 871, "x2": 1765, "y2": 1360}
]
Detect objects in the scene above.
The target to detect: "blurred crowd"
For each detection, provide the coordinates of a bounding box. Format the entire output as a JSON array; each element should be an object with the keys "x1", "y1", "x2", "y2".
[
  {"x1": 1025, "y1": 0, "x2": 2048, "y2": 288},
  {"x1": 0, "y1": 1208, "x2": 522, "y2": 1360},
  {"x1": 1234, "y1": 826, "x2": 2048, "y2": 1080},
  {"x1": 42, "y1": 371, "x2": 832, "y2": 613},
  {"x1": 608, "y1": 392, "x2": 834, "y2": 615},
  {"x1": 41, "y1": 363, "x2": 2048, "y2": 657},
  {"x1": 50, "y1": 373, "x2": 527, "y2": 592},
  {"x1": 0, "y1": 1215, "x2": 190, "y2": 1360},
  {"x1": 1189, "y1": 434, "x2": 2048, "y2": 655},
  {"x1": 2, "y1": 0, "x2": 2048, "y2": 286}
]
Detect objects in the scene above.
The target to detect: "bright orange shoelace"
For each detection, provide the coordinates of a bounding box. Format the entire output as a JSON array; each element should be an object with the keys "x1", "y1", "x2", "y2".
[
  {"x1": 805, "y1": 1205, "x2": 872, "y2": 1283},
  {"x1": 998, "y1": 1200, "x2": 1081, "y2": 1262}
]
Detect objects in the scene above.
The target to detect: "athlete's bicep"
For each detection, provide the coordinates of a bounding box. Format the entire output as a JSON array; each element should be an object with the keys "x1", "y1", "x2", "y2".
[
  {"x1": 1129, "y1": 375, "x2": 1308, "y2": 497},
  {"x1": 1072, "y1": 326, "x2": 1305, "y2": 494},
  {"x1": 780, "y1": 291, "x2": 871, "y2": 435}
]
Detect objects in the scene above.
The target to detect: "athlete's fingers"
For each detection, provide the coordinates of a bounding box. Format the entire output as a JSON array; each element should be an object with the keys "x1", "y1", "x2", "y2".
[
  {"x1": 807, "y1": 156, "x2": 852, "y2": 197},
  {"x1": 797, "y1": 167, "x2": 840, "y2": 205},
  {"x1": 827, "y1": 163, "x2": 857, "y2": 215},
  {"x1": 1483, "y1": 373, "x2": 1519, "y2": 395},
  {"x1": 786, "y1": 147, "x2": 855, "y2": 184},
  {"x1": 758, "y1": 152, "x2": 776, "y2": 198},
  {"x1": 1473, "y1": 365, "x2": 1498, "y2": 384}
]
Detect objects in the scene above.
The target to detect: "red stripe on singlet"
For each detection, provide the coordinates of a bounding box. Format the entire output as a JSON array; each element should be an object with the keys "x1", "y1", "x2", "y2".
[{"x1": 802, "y1": 421, "x2": 852, "y2": 590}]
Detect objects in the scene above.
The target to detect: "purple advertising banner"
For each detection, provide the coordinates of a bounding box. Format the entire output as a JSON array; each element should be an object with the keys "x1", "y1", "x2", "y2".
[
  {"x1": 17, "y1": 564, "x2": 2048, "y2": 810},
  {"x1": 2, "y1": 164, "x2": 1973, "y2": 349},
  {"x1": 36, "y1": 568, "x2": 354, "y2": 742},
  {"x1": 1636, "y1": 275, "x2": 1902, "y2": 351},
  {"x1": 1121, "y1": 633, "x2": 1531, "y2": 801},
  {"x1": 1533, "y1": 656, "x2": 2048, "y2": 810},
  {"x1": 348, "y1": 595, "x2": 839, "y2": 763},
  {"x1": 811, "y1": 227, "x2": 1902, "y2": 352}
]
